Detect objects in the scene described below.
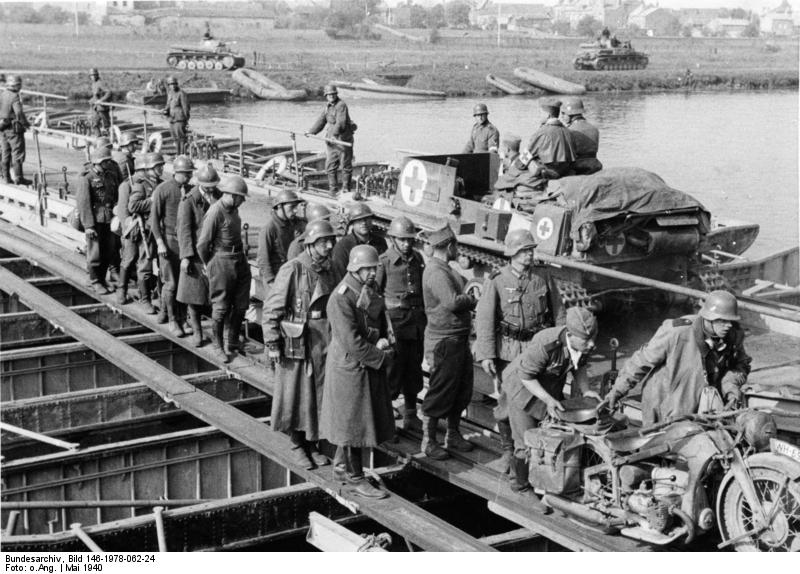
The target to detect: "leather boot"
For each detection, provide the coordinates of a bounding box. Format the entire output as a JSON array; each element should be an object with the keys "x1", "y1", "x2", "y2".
[
  {"x1": 498, "y1": 419, "x2": 514, "y2": 475},
  {"x1": 342, "y1": 173, "x2": 352, "y2": 193},
  {"x1": 108, "y1": 267, "x2": 120, "y2": 290},
  {"x1": 165, "y1": 292, "x2": 184, "y2": 337},
  {"x1": 187, "y1": 306, "x2": 204, "y2": 347},
  {"x1": 116, "y1": 269, "x2": 129, "y2": 305},
  {"x1": 0, "y1": 162, "x2": 10, "y2": 183},
  {"x1": 346, "y1": 447, "x2": 387, "y2": 499},
  {"x1": 155, "y1": 290, "x2": 168, "y2": 324},
  {"x1": 226, "y1": 311, "x2": 245, "y2": 358},
  {"x1": 332, "y1": 446, "x2": 347, "y2": 482},
  {"x1": 138, "y1": 280, "x2": 156, "y2": 314},
  {"x1": 11, "y1": 162, "x2": 31, "y2": 186},
  {"x1": 445, "y1": 414, "x2": 473, "y2": 452},
  {"x1": 402, "y1": 404, "x2": 422, "y2": 432},
  {"x1": 290, "y1": 432, "x2": 315, "y2": 470},
  {"x1": 210, "y1": 319, "x2": 229, "y2": 363},
  {"x1": 307, "y1": 442, "x2": 330, "y2": 467},
  {"x1": 511, "y1": 456, "x2": 547, "y2": 512},
  {"x1": 327, "y1": 173, "x2": 338, "y2": 193},
  {"x1": 421, "y1": 416, "x2": 449, "y2": 460}
]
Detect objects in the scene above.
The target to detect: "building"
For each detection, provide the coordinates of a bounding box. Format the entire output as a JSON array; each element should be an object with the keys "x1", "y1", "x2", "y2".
[
  {"x1": 678, "y1": 7, "x2": 719, "y2": 30},
  {"x1": 707, "y1": 17, "x2": 751, "y2": 37},
  {"x1": 760, "y1": 0, "x2": 794, "y2": 36},
  {"x1": 552, "y1": 0, "x2": 643, "y2": 29},
  {"x1": 471, "y1": 2, "x2": 552, "y2": 31},
  {"x1": 627, "y1": 4, "x2": 677, "y2": 36}
]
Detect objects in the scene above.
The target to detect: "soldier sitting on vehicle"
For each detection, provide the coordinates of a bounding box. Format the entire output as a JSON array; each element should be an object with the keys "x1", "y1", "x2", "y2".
[{"x1": 561, "y1": 97, "x2": 602, "y2": 176}]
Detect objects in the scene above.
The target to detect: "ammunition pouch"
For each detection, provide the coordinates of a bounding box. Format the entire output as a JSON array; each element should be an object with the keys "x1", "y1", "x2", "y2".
[
  {"x1": 122, "y1": 216, "x2": 140, "y2": 240},
  {"x1": 279, "y1": 320, "x2": 306, "y2": 360},
  {"x1": 499, "y1": 321, "x2": 540, "y2": 341},
  {"x1": 110, "y1": 215, "x2": 122, "y2": 236},
  {"x1": 524, "y1": 425, "x2": 583, "y2": 495}
]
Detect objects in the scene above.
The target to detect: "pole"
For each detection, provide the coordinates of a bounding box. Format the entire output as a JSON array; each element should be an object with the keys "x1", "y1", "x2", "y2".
[
  {"x1": 238, "y1": 123, "x2": 244, "y2": 176},
  {"x1": 211, "y1": 117, "x2": 352, "y2": 147},
  {"x1": 497, "y1": 3, "x2": 501, "y2": 48},
  {"x1": 143, "y1": 109, "x2": 148, "y2": 149},
  {"x1": 0, "y1": 421, "x2": 79, "y2": 450},
  {"x1": 153, "y1": 506, "x2": 168, "y2": 552},
  {"x1": 73, "y1": 0, "x2": 79, "y2": 36},
  {"x1": 70, "y1": 523, "x2": 103, "y2": 552},
  {"x1": 2, "y1": 499, "x2": 211, "y2": 510}
]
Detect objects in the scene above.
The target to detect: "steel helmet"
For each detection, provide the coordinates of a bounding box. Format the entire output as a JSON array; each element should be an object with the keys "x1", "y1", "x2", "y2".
[
  {"x1": 387, "y1": 216, "x2": 416, "y2": 239},
  {"x1": 6, "y1": 74, "x2": 21, "y2": 89},
  {"x1": 346, "y1": 202, "x2": 373, "y2": 224},
  {"x1": 144, "y1": 152, "x2": 165, "y2": 169},
  {"x1": 90, "y1": 146, "x2": 113, "y2": 164},
  {"x1": 133, "y1": 155, "x2": 147, "y2": 171},
  {"x1": 324, "y1": 84, "x2": 338, "y2": 95},
  {"x1": 347, "y1": 244, "x2": 380, "y2": 272},
  {"x1": 119, "y1": 131, "x2": 140, "y2": 147},
  {"x1": 472, "y1": 103, "x2": 489, "y2": 116},
  {"x1": 196, "y1": 163, "x2": 220, "y2": 185},
  {"x1": 89, "y1": 67, "x2": 99, "y2": 77},
  {"x1": 172, "y1": 155, "x2": 194, "y2": 173},
  {"x1": 218, "y1": 175, "x2": 248, "y2": 197},
  {"x1": 699, "y1": 290, "x2": 740, "y2": 321},
  {"x1": 503, "y1": 229, "x2": 537, "y2": 256},
  {"x1": 305, "y1": 203, "x2": 331, "y2": 222},
  {"x1": 166, "y1": 76, "x2": 178, "y2": 85},
  {"x1": 95, "y1": 136, "x2": 113, "y2": 150},
  {"x1": 304, "y1": 219, "x2": 337, "y2": 245},
  {"x1": 539, "y1": 97, "x2": 562, "y2": 114},
  {"x1": 562, "y1": 97, "x2": 585, "y2": 116},
  {"x1": 273, "y1": 188, "x2": 301, "y2": 208}
]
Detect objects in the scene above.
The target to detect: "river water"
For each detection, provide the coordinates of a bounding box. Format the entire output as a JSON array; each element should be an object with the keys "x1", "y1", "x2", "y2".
[{"x1": 197, "y1": 90, "x2": 799, "y2": 258}]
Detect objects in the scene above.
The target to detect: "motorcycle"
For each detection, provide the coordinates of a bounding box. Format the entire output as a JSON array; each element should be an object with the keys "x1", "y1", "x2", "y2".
[{"x1": 524, "y1": 400, "x2": 800, "y2": 551}]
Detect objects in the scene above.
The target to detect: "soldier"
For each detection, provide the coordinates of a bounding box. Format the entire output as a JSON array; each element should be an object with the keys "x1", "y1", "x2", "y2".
[
  {"x1": 602, "y1": 291, "x2": 751, "y2": 424},
  {"x1": 75, "y1": 147, "x2": 119, "y2": 294},
  {"x1": 265, "y1": 219, "x2": 339, "y2": 470},
  {"x1": 286, "y1": 203, "x2": 331, "y2": 261},
  {"x1": 127, "y1": 151, "x2": 164, "y2": 315},
  {"x1": 256, "y1": 189, "x2": 303, "y2": 298},
  {"x1": 177, "y1": 163, "x2": 221, "y2": 347},
  {"x1": 320, "y1": 245, "x2": 395, "y2": 499},
  {"x1": 88, "y1": 68, "x2": 111, "y2": 137},
  {"x1": 114, "y1": 131, "x2": 141, "y2": 180},
  {"x1": 561, "y1": 98, "x2": 602, "y2": 175},
  {"x1": 518, "y1": 98, "x2": 575, "y2": 184},
  {"x1": 115, "y1": 154, "x2": 146, "y2": 305},
  {"x1": 307, "y1": 84, "x2": 356, "y2": 193},
  {"x1": 463, "y1": 103, "x2": 499, "y2": 154},
  {"x1": 330, "y1": 203, "x2": 387, "y2": 279},
  {"x1": 0, "y1": 75, "x2": 31, "y2": 185},
  {"x1": 162, "y1": 77, "x2": 190, "y2": 156},
  {"x1": 504, "y1": 307, "x2": 599, "y2": 501},
  {"x1": 376, "y1": 216, "x2": 426, "y2": 432},
  {"x1": 196, "y1": 175, "x2": 251, "y2": 364},
  {"x1": 151, "y1": 155, "x2": 194, "y2": 337},
  {"x1": 421, "y1": 224, "x2": 477, "y2": 460},
  {"x1": 475, "y1": 229, "x2": 563, "y2": 474},
  {"x1": 493, "y1": 134, "x2": 541, "y2": 196}
]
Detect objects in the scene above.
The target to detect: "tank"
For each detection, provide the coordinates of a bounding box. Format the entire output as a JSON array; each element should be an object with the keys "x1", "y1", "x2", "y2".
[
  {"x1": 166, "y1": 40, "x2": 246, "y2": 71},
  {"x1": 573, "y1": 42, "x2": 649, "y2": 71}
]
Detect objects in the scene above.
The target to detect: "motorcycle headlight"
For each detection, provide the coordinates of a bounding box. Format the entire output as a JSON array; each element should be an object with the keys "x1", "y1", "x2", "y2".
[{"x1": 736, "y1": 411, "x2": 778, "y2": 451}]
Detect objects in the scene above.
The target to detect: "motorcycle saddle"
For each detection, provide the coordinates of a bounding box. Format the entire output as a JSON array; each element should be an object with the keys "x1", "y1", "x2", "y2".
[{"x1": 602, "y1": 429, "x2": 660, "y2": 453}]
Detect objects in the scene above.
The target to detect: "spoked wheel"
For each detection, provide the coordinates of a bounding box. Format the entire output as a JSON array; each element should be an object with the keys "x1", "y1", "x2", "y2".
[{"x1": 720, "y1": 467, "x2": 800, "y2": 552}]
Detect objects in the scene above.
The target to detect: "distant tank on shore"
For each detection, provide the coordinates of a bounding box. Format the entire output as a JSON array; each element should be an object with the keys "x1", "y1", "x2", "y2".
[{"x1": 573, "y1": 42, "x2": 649, "y2": 71}]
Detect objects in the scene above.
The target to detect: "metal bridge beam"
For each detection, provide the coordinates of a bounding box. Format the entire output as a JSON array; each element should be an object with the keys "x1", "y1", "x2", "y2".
[{"x1": 0, "y1": 264, "x2": 493, "y2": 552}]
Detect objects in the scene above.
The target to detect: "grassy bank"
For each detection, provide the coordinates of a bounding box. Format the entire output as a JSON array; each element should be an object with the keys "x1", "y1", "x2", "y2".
[{"x1": 3, "y1": 24, "x2": 797, "y2": 101}]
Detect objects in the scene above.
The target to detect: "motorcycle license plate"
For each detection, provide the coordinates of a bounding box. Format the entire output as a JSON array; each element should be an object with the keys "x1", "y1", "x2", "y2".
[{"x1": 770, "y1": 438, "x2": 800, "y2": 463}]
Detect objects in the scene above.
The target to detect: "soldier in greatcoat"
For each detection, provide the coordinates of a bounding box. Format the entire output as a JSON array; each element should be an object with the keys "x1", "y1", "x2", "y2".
[
  {"x1": 256, "y1": 188, "x2": 303, "y2": 299},
  {"x1": 176, "y1": 163, "x2": 221, "y2": 347},
  {"x1": 320, "y1": 245, "x2": 395, "y2": 500},
  {"x1": 375, "y1": 216, "x2": 426, "y2": 432},
  {"x1": 151, "y1": 156, "x2": 194, "y2": 337},
  {"x1": 197, "y1": 175, "x2": 251, "y2": 364},
  {"x1": 113, "y1": 131, "x2": 140, "y2": 181},
  {"x1": 307, "y1": 84, "x2": 356, "y2": 193},
  {"x1": 265, "y1": 219, "x2": 339, "y2": 470},
  {"x1": 127, "y1": 152, "x2": 164, "y2": 315},
  {"x1": 462, "y1": 103, "x2": 499, "y2": 154},
  {"x1": 162, "y1": 77, "x2": 190, "y2": 156},
  {"x1": 518, "y1": 98, "x2": 576, "y2": 185},
  {"x1": 75, "y1": 147, "x2": 119, "y2": 294},
  {"x1": 330, "y1": 203, "x2": 387, "y2": 279},
  {"x1": 475, "y1": 229, "x2": 563, "y2": 476},
  {"x1": 561, "y1": 97, "x2": 602, "y2": 175},
  {"x1": 286, "y1": 203, "x2": 332, "y2": 261}
]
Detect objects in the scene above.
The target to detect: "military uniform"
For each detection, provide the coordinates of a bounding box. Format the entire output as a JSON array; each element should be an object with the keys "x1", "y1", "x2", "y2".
[
  {"x1": 127, "y1": 175, "x2": 160, "y2": 301},
  {"x1": 176, "y1": 187, "x2": 212, "y2": 306},
  {"x1": 504, "y1": 326, "x2": 591, "y2": 456},
  {"x1": 0, "y1": 87, "x2": 28, "y2": 183},
  {"x1": 164, "y1": 89, "x2": 190, "y2": 155},
  {"x1": 376, "y1": 245, "x2": 426, "y2": 413},
  {"x1": 494, "y1": 150, "x2": 540, "y2": 193},
  {"x1": 566, "y1": 117, "x2": 602, "y2": 175},
  {"x1": 522, "y1": 118, "x2": 576, "y2": 178},
  {"x1": 89, "y1": 78, "x2": 111, "y2": 136},
  {"x1": 308, "y1": 98, "x2": 355, "y2": 191},
  {"x1": 113, "y1": 150, "x2": 135, "y2": 181},
  {"x1": 286, "y1": 233, "x2": 306, "y2": 261},
  {"x1": 463, "y1": 121, "x2": 500, "y2": 154},
  {"x1": 76, "y1": 164, "x2": 118, "y2": 288},
  {"x1": 256, "y1": 212, "x2": 299, "y2": 295},
  {"x1": 151, "y1": 178, "x2": 191, "y2": 324},
  {"x1": 610, "y1": 315, "x2": 751, "y2": 425},
  {"x1": 331, "y1": 232, "x2": 387, "y2": 281}
]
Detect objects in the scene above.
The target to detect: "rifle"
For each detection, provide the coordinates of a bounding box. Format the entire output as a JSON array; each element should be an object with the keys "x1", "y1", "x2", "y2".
[{"x1": 383, "y1": 309, "x2": 397, "y2": 347}]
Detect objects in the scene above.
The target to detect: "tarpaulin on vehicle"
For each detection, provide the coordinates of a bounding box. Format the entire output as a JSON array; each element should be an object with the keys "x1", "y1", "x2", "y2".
[{"x1": 549, "y1": 167, "x2": 710, "y2": 232}]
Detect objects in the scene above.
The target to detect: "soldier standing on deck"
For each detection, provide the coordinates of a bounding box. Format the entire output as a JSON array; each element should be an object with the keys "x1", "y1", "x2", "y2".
[
  {"x1": 264, "y1": 219, "x2": 339, "y2": 470},
  {"x1": 113, "y1": 131, "x2": 141, "y2": 181},
  {"x1": 376, "y1": 216, "x2": 426, "y2": 432},
  {"x1": 75, "y1": 147, "x2": 119, "y2": 294},
  {"x1": 463, "y1": 103, "x2": 499, "y2": 154},
  {"x1": 256, "y1": 189, "x2": 303, "y2": 300},
  {"x1": 320, "y1": 245, "x2": 395, "y2": 500},
  {"x1": 475, "y1": 229, "x2": 563, "y2": 476},
  {"x1": 151, "y1": 155, "x2": 194, "y2": 337},
  {"x1": 0, "y1": 75, "x2": 31, "y2": 185},
  {"x1": 88, "y1": 68, "x2": 111, "y2": 137},
  {"x1": 116, "y1": 155, "x2": 146, "y2": 305},
  {"x1": 561, "y1": 98, "x2": 602, "y2": 175},
  {"x1": 176, "y1": 163, "x2": 221, "y2": 347},
  {"x1": 286, "y1": 203, "x2": 332, "y2": 261},
  {"x1": 197, "y1": 175, "x2": 251, "y2": 364},
  {"x1": 127, "y1": 152, "x2": 164, "y2": 315},
  {"x1": 307, "y1": 84, "x2": 356, "y2": 193},
  {"x1": 330, "y1": 203, "x2": 387, "y2": 279},
  {"x1": 421, "y1": 224, "x2": 477, "y2": 460},
  {"x1": 163, "y1": 77, "x2": 190, "y2": 156}
]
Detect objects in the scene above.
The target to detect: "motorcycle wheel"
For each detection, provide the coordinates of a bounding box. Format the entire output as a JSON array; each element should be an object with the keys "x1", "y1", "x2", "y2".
[{"x1": 720, "y1": 466, "x2": 800, "y2": 552}]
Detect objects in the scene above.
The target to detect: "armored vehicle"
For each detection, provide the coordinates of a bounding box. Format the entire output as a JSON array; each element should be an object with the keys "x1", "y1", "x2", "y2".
[
  {"x1": 573, "y1": 42, "x2": 649, "y2": 71},
  {"x1": 166, "y1": 40, "x2": 246, "y2": 71}
]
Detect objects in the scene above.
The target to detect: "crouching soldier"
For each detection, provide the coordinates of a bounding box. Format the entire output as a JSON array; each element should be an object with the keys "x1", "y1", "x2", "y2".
[
  {"x1": 176, "y1": 163, "x2": 220, "y2": 347},
  {"x1": 320, "y1": 245, "x2": 395, "y2": 499},
  {"x1": 265, "y1": 220, "x2": 339, "y2": 470},
  {"x1": 197, "y1": 175, "x2": 251, "y2": 364},
  {"x1": 504, "y1": 307, "x2": 599, "y2": 505}
]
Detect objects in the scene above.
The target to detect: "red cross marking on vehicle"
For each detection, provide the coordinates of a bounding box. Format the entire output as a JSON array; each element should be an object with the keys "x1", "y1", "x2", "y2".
[{"x1": 605, "y1": 233, "x2": 625, "y2": 255}]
